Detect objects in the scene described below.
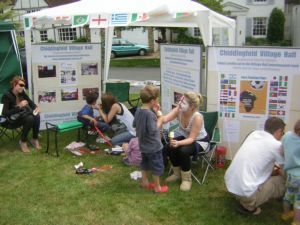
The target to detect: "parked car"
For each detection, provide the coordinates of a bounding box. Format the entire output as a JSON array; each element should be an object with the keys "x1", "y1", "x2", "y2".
[{"x1": 111, "y1": 38, "x2": 150, "y2": 58}]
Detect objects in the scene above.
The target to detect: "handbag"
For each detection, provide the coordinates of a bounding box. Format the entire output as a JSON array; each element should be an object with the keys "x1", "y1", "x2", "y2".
[
  {"x1": 111, "y1": 122, "x2": 127, "y2": 135},
  {"x1": 9, "y1": 107, "x2": 32, "y2": 122}
]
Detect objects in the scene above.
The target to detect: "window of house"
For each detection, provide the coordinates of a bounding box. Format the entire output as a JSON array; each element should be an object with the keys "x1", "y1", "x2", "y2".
[
  {"x1": 58, "y1": 28, "x2": 77, "y2": 41},
  {"x1": 26, "y1": 9, "x2": 39, "y2": 13},
  {"x1": 40, "y1": 30, "x2": 48, "y2": 42},
  {"x1": 194, "y1": 27, "x2": 200, "y2": 37},
  {"x1": 254, "y1": 0, "x2": 267, "y2": 2},
  {"x1": 253, "y1": 17, "x2": 267, "y2": 36}
]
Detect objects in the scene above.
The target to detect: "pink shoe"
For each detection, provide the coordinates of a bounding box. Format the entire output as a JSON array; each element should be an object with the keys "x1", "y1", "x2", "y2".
[{"x1": 154, "y1": 185, "x2": 169, "y2": 193}]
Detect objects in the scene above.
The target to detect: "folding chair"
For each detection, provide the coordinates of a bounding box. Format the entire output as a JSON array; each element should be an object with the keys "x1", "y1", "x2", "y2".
[
  {"x1": 192, "y1": 111, "x2": 220, "y2": 185},
  {"x1": 105, "y1": 82, "x2": 140, "y2": 115},
  {"x1": 0, "y1": 103, "x2": 23, "y2": 141}
]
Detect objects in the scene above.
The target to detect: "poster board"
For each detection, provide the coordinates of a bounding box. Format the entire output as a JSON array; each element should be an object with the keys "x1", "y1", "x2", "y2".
[
  {"x1": 160, "y1": 44, "x2": 201, "y2": 115},
  {"x1": 207, "y1": 46, "x2": 300, "y2": 158},
  {"x1": 31, "y1": 43, "x2": 101, "y2": 129}
]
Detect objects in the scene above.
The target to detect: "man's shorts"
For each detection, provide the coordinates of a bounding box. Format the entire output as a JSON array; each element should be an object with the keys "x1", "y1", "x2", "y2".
[
  {"x1": 283, "y1": 173, "x2": 300, "y2": 209},
  {"x1": 140, "y1": 150, "x2": 164, "y2": 176}
]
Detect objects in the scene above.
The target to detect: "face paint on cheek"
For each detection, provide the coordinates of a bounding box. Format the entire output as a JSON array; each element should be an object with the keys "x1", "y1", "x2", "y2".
[{"x1": 179, "y1": 99, "x2": 189, "y2": 112}]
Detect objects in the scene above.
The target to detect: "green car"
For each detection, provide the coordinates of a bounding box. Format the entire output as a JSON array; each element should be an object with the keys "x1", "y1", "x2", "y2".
[{"x1": 111, "y1": 38, "x2": 150, "y2": 58}]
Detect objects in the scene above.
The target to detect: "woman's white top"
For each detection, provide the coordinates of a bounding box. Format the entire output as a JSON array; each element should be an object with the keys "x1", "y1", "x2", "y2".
[
  {"x1": 177, "y1": 111, "x2": 207, "y2": 140},
  {"x1": 116, "y1": 103, "x2": 136, "y2": 136}
]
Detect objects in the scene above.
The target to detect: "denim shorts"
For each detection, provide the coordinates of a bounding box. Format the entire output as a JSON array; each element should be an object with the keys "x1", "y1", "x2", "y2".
[
  {"x1": 283, "y1": 173, "x2": 300, "y2": 209},
  {"x1": 140, "y1": 150, "x2": 164, "y2": 176}
]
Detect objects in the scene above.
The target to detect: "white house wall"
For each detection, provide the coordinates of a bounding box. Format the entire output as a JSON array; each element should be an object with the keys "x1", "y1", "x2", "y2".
[
  {"x1": 121, "y1": 28, "x2": 148, "y2": 45},
  {"x1": 223, "y1": 0, "x2": 284, "y2": 46},
  {"x1": 292, "y1": 5, "x2": 300, "y2": 47}
]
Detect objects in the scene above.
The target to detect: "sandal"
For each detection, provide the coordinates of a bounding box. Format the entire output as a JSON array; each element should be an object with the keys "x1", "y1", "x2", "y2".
[
  {"x1": 140, "y1": 183, "x2": 155, "y2": 190},
  {"x1": 154, "y1": 185, "x2": 169, "y2": 193},
  {"x1": 19, "y1": 140, "x2": 30, "y2": 153},
  {"x1": 29, "y1": 139, "x2": 42, "y2": 150},
  {"x1": 236, "y1": 204, "x2": 261, "y2": 216}
]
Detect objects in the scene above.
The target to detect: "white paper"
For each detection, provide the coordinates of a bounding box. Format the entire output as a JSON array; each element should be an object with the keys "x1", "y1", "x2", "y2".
[{"x1": 223, "y1": 119, "x2": 240, "y2": 143}]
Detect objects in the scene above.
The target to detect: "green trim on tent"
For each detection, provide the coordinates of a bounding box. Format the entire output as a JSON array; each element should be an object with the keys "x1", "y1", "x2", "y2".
[{"x1": 0, "y1": 22, "x2": 15, "y2": 31}]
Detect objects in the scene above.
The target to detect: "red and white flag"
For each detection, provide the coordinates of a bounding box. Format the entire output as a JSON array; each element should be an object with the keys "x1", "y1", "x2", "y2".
[{"x1": 89, "y1": 14, "x2": 109, "y2": 28}]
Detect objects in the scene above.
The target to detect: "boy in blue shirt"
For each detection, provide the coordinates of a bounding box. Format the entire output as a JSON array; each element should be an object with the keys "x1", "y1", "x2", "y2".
[
  {"x1": 78, "y1": 91, "x2": 109, "y2": 132},
  {"x1": 133, "y1": 85, "x2": 168, "y2": 193}
]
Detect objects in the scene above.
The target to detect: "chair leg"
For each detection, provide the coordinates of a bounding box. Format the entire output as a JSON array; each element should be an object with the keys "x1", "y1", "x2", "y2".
[
  {"x1": 55, "y1": 130, "x2": 59, "y2": 157},
  {"x1": 191, "y1": 171, "x2": 202, "y2": 185},
  {"x1": 46, "y1": 128, "x2": 50, "y2": 154}
]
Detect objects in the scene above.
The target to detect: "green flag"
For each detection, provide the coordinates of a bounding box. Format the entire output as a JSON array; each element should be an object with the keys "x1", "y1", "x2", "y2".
[
  {"x1": 24, "y1": 17, "x2": 31, "y2": 30},
  {"x1": 72, "y1": 15, "x2": 89, "y2": 27}
]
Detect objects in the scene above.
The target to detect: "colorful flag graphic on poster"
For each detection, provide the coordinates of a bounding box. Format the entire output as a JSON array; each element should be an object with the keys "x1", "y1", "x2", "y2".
[
  {"x1": 110, "y1": 13, "x2": 129, "y2": 26},
  {"x1": 219, "y1": 73, "x2": 237, "y2": 118},
  {"x1": 72, "y1": 15, "x2": 89, "y2": 27},
  {"x1": 267, "y1": 75, "x2": 289, "y2": 120},
  {"x1": 89, "y1": 14, "x2": 109, "y2": 28},
  {"x1": 131, "y1": 13, "x2": 149, "y2": 22}
]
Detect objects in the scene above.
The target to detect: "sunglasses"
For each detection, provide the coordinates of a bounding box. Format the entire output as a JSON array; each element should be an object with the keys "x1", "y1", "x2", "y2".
[{"x1": 18, "y1": 83, "x2": 25, "y2": 87}]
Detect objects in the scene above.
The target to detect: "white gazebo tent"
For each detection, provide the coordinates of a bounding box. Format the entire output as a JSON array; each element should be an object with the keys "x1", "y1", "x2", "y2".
[{"x1": 24, "y1": 0, "x2": 235, "y2": 91}]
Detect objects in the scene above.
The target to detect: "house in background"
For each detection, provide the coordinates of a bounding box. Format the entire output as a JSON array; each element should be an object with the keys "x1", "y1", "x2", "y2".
[
  {"x1": 0, "y1": 0, "x2": 86, "y2": 43},
  {"x1": 222, "y1": 0, "x2": 285, "y2": 46},
  {"x1": 285, "y1": 0, "x2": 300, "y2": 47}
]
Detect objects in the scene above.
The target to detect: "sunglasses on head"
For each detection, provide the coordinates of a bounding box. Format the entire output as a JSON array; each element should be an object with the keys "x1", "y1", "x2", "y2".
[{"x1": 18, "y1": 83, "x2": 25, "y2": 87}]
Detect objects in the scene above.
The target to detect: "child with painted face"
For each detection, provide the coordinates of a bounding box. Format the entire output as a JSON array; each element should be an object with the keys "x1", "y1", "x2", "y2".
[{"x1": 158, "y1": 91, "x2": 209, "y2": 191}]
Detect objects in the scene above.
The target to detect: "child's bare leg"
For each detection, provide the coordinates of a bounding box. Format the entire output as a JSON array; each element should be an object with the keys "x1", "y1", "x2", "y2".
[
  {"x1": 140, "y1": 170, "x2": 150, "y2": 187},
  {"x1": 153, "y1": 175, "x2": 161, "y2": 191}
]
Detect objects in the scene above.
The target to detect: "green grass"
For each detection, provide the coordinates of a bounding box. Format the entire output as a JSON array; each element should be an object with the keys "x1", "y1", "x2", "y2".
[
  {"x1": 0, "y1": 130, "x2": 289, "y2": 225},
  {"x1": 110, "y1": 58, "x2": 160, "y2": 67}
]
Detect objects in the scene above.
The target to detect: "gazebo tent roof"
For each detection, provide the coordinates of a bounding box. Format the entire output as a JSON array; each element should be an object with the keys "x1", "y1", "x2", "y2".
[
  {"x1": 23, "y1": 0, "x2": 235, "y2": 83},
  {"x1": 24, "y1": 0, "x2": 236, "y2": 46}
]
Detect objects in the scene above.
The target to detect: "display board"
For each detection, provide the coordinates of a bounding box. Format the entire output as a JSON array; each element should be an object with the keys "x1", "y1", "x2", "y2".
[
  {"x1": 207, "y1": 46, "x2": 300, "y2": 158},
  {"x1": 160, "y1": 44, "x2": 201, "y2": 114},
  {"x1": 31, "y1": 43, "x2": 101, "y2": 129}
]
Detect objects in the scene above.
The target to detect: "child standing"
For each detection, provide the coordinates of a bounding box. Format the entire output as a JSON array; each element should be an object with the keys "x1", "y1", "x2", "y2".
[
  {"x1": 281, "y1": 119, "x2": 300, "y2": 225},
  {"x1": 133, "y1": 85, "x2": 168, "y2": 193},
  {"x1": 78, "y1": 92, "x2": 110, "y2": 132},
  {"x1": 122, "y1": 137, "x2": 142, "y2": 166}
]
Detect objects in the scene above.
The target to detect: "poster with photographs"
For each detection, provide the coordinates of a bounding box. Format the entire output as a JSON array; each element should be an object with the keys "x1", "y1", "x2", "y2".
[
  {"x1": 81, "y1": 63, "x2": 98, "y2": 75},
  {"x1": 208, "y1": 47, "x2": 300, "y2": 123},
  {"x1": 160, "y1": 44, "x2": 202, "y2": 114},
  {"x1": 61, "y1": 87, "x2": 79, "y2": 101},
  {"x1": 38, "y1": 65, "x2": 56, "y2": 78},
  {"x1": 31, "y1": 43, "x2": 101, "y2": 129},
  {"x1": 60, "y1": 63, "x2": 77, "y2": 85},
  {"x1": 38, "y1": 90, "x2": 56, "y2": 104}
]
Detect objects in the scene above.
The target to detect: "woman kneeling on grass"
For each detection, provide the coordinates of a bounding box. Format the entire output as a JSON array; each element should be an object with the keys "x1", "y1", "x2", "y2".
[{"x1": 99, "y1": 93, "x2": 136, "y2": 146}]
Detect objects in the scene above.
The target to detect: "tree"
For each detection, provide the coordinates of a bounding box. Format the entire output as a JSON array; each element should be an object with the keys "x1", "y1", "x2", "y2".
[
  {"x1": 267, "y1": 8, "x2": 285, "y2": 43},
  {"x1": 0, "y1": 0, "x2": 14, "y2": 21},
  {"x1": 198, "y1": 0, "x2": 224, "y2": 14}
]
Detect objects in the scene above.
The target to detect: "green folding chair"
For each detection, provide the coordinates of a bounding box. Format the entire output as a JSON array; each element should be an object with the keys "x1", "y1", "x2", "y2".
[
  {"x1": 105, "y1": 82, "x2": 140, "y2": 114},
  {"x1": 192, "y1": 111, "x2": 220, "y2": 185}
]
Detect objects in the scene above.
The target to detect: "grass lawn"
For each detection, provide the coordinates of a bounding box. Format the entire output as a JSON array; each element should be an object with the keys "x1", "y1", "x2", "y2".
[
  {"x1": 0, "y1": 129, "x2": 289, "y2": 225},
  {"x1": 110, "y1": 58, "x2": 160, "y2": 67}
]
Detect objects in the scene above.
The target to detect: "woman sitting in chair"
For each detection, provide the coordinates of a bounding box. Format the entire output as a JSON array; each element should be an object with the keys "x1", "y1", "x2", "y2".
[
  {"x1": 99, "y1": 93, "x2": 136, "y2": 146},
  {"x1": 1, "y1": 76, "x2": 41, "y2": 153},
  {"x1": 159, "y1": 91, "x2": 209, "y2": 191}
]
